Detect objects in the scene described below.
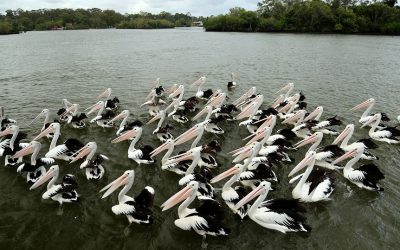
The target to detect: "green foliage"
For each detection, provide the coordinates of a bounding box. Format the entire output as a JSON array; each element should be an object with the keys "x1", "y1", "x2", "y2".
[
  {"x1": 0, "y1": 8, "x2": 200, "y2": 34},
  {"x1": 204, "y1": 1, "x2": 400, "y2": 35}
]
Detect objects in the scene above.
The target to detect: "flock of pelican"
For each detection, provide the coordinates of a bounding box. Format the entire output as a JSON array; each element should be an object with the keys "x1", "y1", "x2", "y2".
[{"x1": 1, "y1": 76, "x2": 399, "y2": 244}]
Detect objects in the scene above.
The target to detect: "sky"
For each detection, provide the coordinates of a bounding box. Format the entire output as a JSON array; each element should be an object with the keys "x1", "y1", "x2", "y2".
[{"x1": 0, "y1": 0, "x2": 259, "y2": 16}]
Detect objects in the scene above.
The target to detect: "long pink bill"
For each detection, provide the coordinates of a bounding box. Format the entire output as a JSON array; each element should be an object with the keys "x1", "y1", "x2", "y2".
[
  {"x1": 161, "y1": 185, "x2": 193, "y2": 211},
  {"x1": 234, "y1": 184, "x2": 265, "y2": 210},
  {"x1": 288, "y1": 152, "x2": 315, "y2": 177},
  {"x1": 30, "y1": 166, "x2": 57, "y2": 190},
  {"x1": 111, "y1": 129, "x2": 137, "y2": 143},
  {"x1": 210, "y1": 166, "x2": 239, "y2": 183},
  {"x1": 332, "y1": 125, "x2": 353, "y2": 145},
  {"x1": 70, "y1": 145, "x2": 91, "y2": 164},
  {"x1": 332, "y1": 149, "x2": 358, "y2": 165},
  {"x1": 32, "y1": 125, "x2": 54, "y2": 141},
  {"x1": 150, "y1": 140, "x2": 173, "y2": 158},
  {"x1": 12, "y1": 143, "x2": 34, "y2": 159},
  {"x1": 100, "y1": 173, "x2": 129, "y2": 199}
]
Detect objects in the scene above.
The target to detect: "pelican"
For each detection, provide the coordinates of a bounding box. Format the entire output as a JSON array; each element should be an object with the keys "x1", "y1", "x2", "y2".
[
  {"x1": 0, "y1": 125, "x2": 28, "y2": 166},
  {"x1": 351, "y1": 98, "x2": 390, "y2": 127},
  {"x1": 66, "y1": 104, "x2": 87, "y2": 129},
  {"x1": 12, "y1": 141, "x2": 54, "y2": 184},
  {"x1": 213, "y1": 104, "x2": 238, "y2": 120},
  {"x1": 150, "y1": 139, "x2": 182, "y2": 172},
  {"x1": 234, "y1": 181, "x2": 311, "y2": 233},
  {"x1": 161, "y1": 181, "x2": 230, "y2": 240},
  {"x1": 288, "y1": 151, "x2": 335, "y2": 202},
  {"x1": 362, "y1": 113, "x2": 400, "y2": 144},
  {"x1": 294, "y1": 132, "x2": 344, "y2": 170},
  {"x1": 32, "y1": 122, "x2": 84, "y2": 161},
  {"x1": 30, "y1": 165, "x2": 79, "y2": 204},
  {"x1": 100, "y1": 170, "x2": 154, "y2": 224},
  {"x1": 0, "y1": 106, "x2": 17, "y2": 129},
  {"x1": 87, "y1": 101, "x2": 115, "y2": 128},
  {"x1": 174, "y1": 120, "x2": 208, "y2": 149},
  {"x1": 193, "y1": 106, "x2": 224, "y2": 134},
  {"x1": 28, "y1": 109, "x2": 59, "y2": 138},
  {"x1": 56, "y1": 99, "x2": 74, "y2": 122},
  {"x1": 97, "y1": 88, "x2": 120, "y2": 110},
  {"x1": 70, "y1": 142, "x2": 109, "y2": 180},
  {"x1": 332, "y1": 124, "x2": 379, "y2": 160},
  {"x1": 192, "y1": 76, "x2": 213, "y2": 100},
  {"x1": 146, "y1": 110, "x2": 174, "y2": 142},
  {"x1": 108, "y1": 111, "x2": 143, "y2": 137},
  {"x1": 227, "y1": 72, "x2": 239, "y2": 89},
  {"x1": 332, "y1": 147, "x2": 384, "y2": 191},
  {"x1": 111, "y1": 127, "x2": 155, "y2": 164},
  {"x1": 232, "y1": 87, "x2": 256, "y2": 107},
  {"x1": 275, "y1": 82, "x2": 295, "y2": 102}
]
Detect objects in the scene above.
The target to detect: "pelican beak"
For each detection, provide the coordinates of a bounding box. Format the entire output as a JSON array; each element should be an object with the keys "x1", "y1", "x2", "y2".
[
  {"x1": 288, "y1": 153, "x2": 314, "y2": 177},
  {"x1": 28, "y1": 112, "x2": 45, "y2": 126},
  {"x1": 278, "y1": 102, "x2": 293, "y2": 113},
  {"x1": 192, "y1": 76, "x2": 205, "y2": 87},
  {"x1": 235, "y1": 102, "x2": 256, "y2": 120},
  {"x1": 165, "y1": 151, "x2": 194, "y2": 165},
  {"x1": 30, "y1": 167, "x2": 56, "y2": 190},
  {"x1": 33, "y1": 125, "x2": 54, "y2": 141},
  {"x1": 61, "y1": 104, "x2": 76, "y2": 117},
  {"x1": 12, "y1": 143, "x2": 34, "y2": 159},
  {"x1": 192, "y1": 106, "x2": 210, "y2": 121},
  {"x1": 245, "y1": 128, "x2": 268, "y2": 145},
  {"x1": 146, "y1": 112, "x2": 161, "y2": 125},
  {"x1": 351, "y1": 99, "x2": 371, "y2": 111},
  {"x1": 233, "y1": 146, "x2": 254, "y2": 163},
  {"x1": 255, "y1": 116, "x2": 274, "y2": 133},
  {"x1": 361, "y1": 117, "x2": 376, "y2": 128},
  {"x1": 283, "y1": 111, "x2": 303, "y2": 124},
  {"x1": 0, "y1": 127, "x2": 13, "y2": 137},
  {"x1": 111, "y1": 130, "x2": 137, "y2": 143},
  {"x1": 275, "y1": 83, "x2": 292, "y2": 95},
  {"x1": 332, "y1": 126, "x2": 352, "y2": 145},
  {"x1": 150, "y1": 140, "x2": 172, "y2": 158},
  {"x1": 86, "y1": 102, "x2": 103, "y2": 115},
  {"x1": 271, "y1": 95, "x2": 284, "y2": 108},
  {"x1": 97, "y1": 88, "x2": 111, "y2": 99},
  {"x1": 161, "y1": 185, "x2": 193, "y2": 211},
  {"x1": 144, "y1": 89, "x2": 155, "y2": 102},
  {"x1": 165, "y1": 84, "x2": 178, "y2": 95},
  {"x1": 234, "y1": 184, "x2": 265, "y2": 210},
  {"x1": 99, "y1": 173, "x2": 129, "y2": 199},
  {"x1": 108, "y1": 111, "x2": 127, "y2": 124},
  {"x1": 206, "y1": 93, "x2": 226, "y2": 108},
  {"x1": 174, "y1": 124, "x2": 202, "y2": 146},
  {"x1": 210, "y1": 166, "x2": 240, "y2": 183},
  {"x1": 294, "y1": 134, "x2": 317, "y2": 149},
  {"x1": 229, "y1": 144, "x2": 251, "y2": 155},
  {"x1": 332, "y1": 149, "x2": 358, "y2": 165},
  {"x1": 303, "y1": 107, "x2": 322, "y2": 122},
  {"x1": 70, "y1": 144, "x2": 92, "y2": 164},
  {"x1": 233, "y1": 87, "x2": 256, "y2": 106},
  {"x1": 168, "y1": 85, "x2": 183, "y2": 99}
]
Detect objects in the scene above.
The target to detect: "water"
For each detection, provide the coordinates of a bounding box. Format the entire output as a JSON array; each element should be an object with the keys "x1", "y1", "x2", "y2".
[{"x1": 0, "y1": 28, "x2": 399, "y2": 249}]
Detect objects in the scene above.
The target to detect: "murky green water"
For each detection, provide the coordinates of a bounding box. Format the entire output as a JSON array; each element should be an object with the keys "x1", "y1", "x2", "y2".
[{"x1": 0, "y1": 28, "x2": 399, "y2": 249}]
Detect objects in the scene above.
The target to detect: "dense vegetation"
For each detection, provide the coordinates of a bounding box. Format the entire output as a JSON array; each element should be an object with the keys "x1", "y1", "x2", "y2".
[
  {"x1": 204, "y1": 0, "x2": 400, "y2": 34},
  {"x1": 0, "y1": 8, "x2": 203, "y2": 35}
]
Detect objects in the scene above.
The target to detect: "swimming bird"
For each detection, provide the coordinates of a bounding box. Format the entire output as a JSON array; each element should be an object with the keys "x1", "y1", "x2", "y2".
[
  {"x1": 30, "y1": 165, "x2": 79, "y2": 204},
  {"x1": 332, "y1": 124, "x2": 379, "y2": 160},
  {"x1": 66, "y1": 104, "x2": 88, "y2": 129},
  {"x1": 32, "y1": 122, "x2": 84, "y2": 161},
  {"x1": 111, "y1": 127, "x2": 155, "y2": 164},
  {"x1": 362, "y1": 113, "x2": 400, "y2": 144},
  {"x1": 86, "y1": 101, "x2": 115, "y2": 128},
  {"x1": 227, "y1": 72, "x2": 239, "y2": 89},
  {"x1": 161, "y1": 181, "x2": 230, "y2": 240},
  {"x1": 332, "y1": 147, "x2": 384, "y2": 191},
  {"x1": 0, "y1": 125, "x2": 28, "y2": 166},
  {"x1": 70, "y1": 142, "x2": 109, "y2": 180},
  {"x1": 192, "y1": 76, "x2": 213, "y2": 100},
  {"x1": 232, "y1": 87, "x2": 256, "y2": 107},
  {"x1": 193, "y1": 105, "x2": 224, "y2": 134},
  {"x1": 288, "y1": 151, "x2": 335, "y2": 202},
  {"x1": 0, "y1": 106, "x2": 17, "y2": 129},
  {"x1": 56, "y1": 99, "x2": 74, "y2": 122},
  {"x1": 97, "y1": 88, "x2": 120, "y2": 110},
  {"x1": 12, "y1": 141, "x2": 54, "y2": 184},
  {"x1": 174, "y1": 120, "x2": 208, "y2": 149},
  {"x1": 351, "y1": 98, "x2": 389, "y2": 128},
  {"x1": 234, "y1": 181, "x2": 311, "y2": 233},
  {"x1": 100, "y1": 170, "x2": 154, "y2": 224},
  {"x1": 28, "y1": 109, "x2": 59, "y2": 138},
  {"x1": 146, "y1": 110, "x2": 174, "y2": 142}
]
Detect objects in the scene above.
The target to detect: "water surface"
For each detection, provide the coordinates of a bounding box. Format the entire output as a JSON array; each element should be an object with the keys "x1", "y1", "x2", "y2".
[{"x1": 0, "y1": 28, "x2": 399, "y2": 249}]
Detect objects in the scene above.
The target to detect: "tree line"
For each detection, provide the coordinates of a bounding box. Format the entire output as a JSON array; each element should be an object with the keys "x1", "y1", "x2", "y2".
[
  {"x1": 204, "y1": 0, "x2": 400, "y2": 35},
  {"x1": 0, "y1": 8, "x2": 205, "y2": 35}
]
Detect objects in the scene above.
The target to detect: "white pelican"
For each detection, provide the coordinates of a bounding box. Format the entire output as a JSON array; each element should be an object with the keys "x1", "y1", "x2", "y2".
[
  {"x1": 275, "y1": 82, "x2": 295, "y2": 102},
  {"x1": 161, "y1": 181, "x2": 230, "y2": 240},
  {"x1": 97, "y1": 88, "x2": 120, "y2": 110},
  {"x1": 12, "y1": 141, "x2": 54, "y2": 184},
  {"x1": 362, "y1": 113, "x2": 400, "y2": 144},
  {"x1": 66, "y1": 104, "x2": 87, "y2": 129},
  {"x1": 0, "y1": 125, "x2": 28, "y2": 166},
  {"x1": 192, "y1": 76, "x2": 213, "y2": 100},
  {"x1": 70, "y1": 142, "x2": 109, "y2": 180},
  {"x1": 213, "y1": 104, "x2": 238, "y2": 120},
  {"x1": 332, "y1": 147, "x2": 384, "y2": 191},
  {"x1": 332, "y1": 124, "x2": 379, "y2": 160},
  {"x1": 234, "y1": 181, "x2": 311, "y2": 233},
  {"x1": 351, "y1": 98, "x2": 390, "y2": 127},
  {"x1": 146, "y1": 110, "x2": 174, "y2": 142},
  {"x1": 107, "y1": 110, "x2": 131, "y2": 135},
  {"x1": 111, "y1": 127, "x2": 155, "y2": 164},
  {"x1": 294, "y1": 132, "x2": 344, "y2": 170},
  {"x1": 232, "y1": 86, "x2": 256, "y2": 107},
  {"x1": 192, "y1": 105, "x2": 224, "y2": 134},
  {"x1": 33, "y1": 122, "x2": 84, "y2": 161},
  {"x1": 87, "y1": 101, "x2": 115, "y2": 128},
  {"x1": 30, "y1": 165, "x2": 79, "y2": 204},
  {"x1": 100, "y1": 170, "x2": 154, "y2": 224},
  {"x1": 56, "y1": 99, "x2": 74, "y2": 122},
  {"x1": 0, "y1": 106, "x2": 17, "y2": 129},
  {"x1": 288, "y1": 151, "x2": 335, "y2": 202},
  {"x1": 227, "y1": 72, "x2": 239, "y2": 89},
  {"x1": 28, "y1": 109, "x2": 59, "y2": 138},
  {"x1": 174, "y1": 120, "x2": 208, "y2": 149},
  {"x1": 150, "y1": 139, "x2": 183, "y2": 173}
]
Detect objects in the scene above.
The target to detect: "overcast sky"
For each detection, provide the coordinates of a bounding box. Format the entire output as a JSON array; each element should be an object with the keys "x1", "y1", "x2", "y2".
[{"x1": 0, "y1": 0, "x2": 259, "y2": 16}]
